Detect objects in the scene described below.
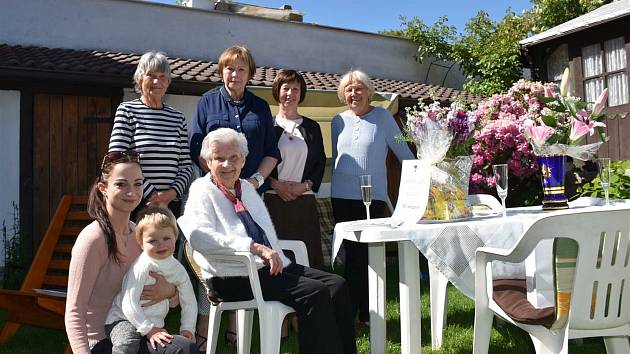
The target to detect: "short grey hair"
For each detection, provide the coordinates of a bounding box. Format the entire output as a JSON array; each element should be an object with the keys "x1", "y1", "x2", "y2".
[
  {"x1": 133, "y1": 51, "x2": 171, "y2": 94},
  {"x1": 200, "y1": 128, "x2": 249, "y2": 161},
  {"x1": 337, "y1": 70, "x2": 375, "y2": 103}
]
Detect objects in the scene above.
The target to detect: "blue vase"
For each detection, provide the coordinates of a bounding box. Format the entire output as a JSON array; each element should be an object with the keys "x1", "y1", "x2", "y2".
[{"x1": 536, "y1": 154, "x2": 569, "y2": 210}]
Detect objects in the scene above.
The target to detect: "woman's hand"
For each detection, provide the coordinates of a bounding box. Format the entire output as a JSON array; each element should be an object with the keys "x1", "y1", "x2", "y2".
[
  {"x1": 147, "y1": 189, "x2": 177, "y2": 208},
  {"x1": 141, "y1": 271, "x2": 176, "y2": 306},
  {"x1": 270, "y1": 179, "x2": 299, "y2": 202},
  {"x1": 287, "y1": 181, "x2": 308, "y2": 196},
  {"x1": 180, "y1": 330, "x2": 194, "y2": 341},
  {"x1": 250, "y1": 243, "x2": 283, "y2": 276},
  {"x1": 247, "y1": 177, "x2": 260, "y2": 189},
  {"x1": 146, "y1": 327, "x2": 173, "y2": 350}
]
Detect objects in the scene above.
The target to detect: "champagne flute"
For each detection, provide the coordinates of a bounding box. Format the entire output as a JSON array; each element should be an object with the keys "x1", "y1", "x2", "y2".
[
  {"x1": 598, "y1": 158, "x2": 612, "y2": 206},
  {"x1": 360, "y1": 175, "x2": 373, "y2": 220},
  {"x1": 492, "y1": 164, "x2": 509, "y2": 217}
]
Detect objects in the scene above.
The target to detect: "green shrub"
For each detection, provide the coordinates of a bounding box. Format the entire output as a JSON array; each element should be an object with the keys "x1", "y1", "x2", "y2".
[
  {"x1": 2, "y1": 202, "x2": 26, "y2": 289},
  {"x1": 577, "y1": 159, "x2": 630, "y2": 199}
]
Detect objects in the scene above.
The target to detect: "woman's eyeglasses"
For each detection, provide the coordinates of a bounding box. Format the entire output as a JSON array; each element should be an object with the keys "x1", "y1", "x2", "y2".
[{"x1": 100, "y1": 150, "x2": 140, "y2": 171}]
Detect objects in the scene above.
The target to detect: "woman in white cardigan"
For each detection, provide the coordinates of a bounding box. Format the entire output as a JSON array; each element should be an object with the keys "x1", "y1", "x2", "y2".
[{"x1": 178, "y1": 128, "x2": 356, "y2": 354}]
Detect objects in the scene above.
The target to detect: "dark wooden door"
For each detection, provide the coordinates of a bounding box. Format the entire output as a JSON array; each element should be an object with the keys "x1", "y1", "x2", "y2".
[{"x1": 31, "y1": 94, "x2": 114, "y2": 247}]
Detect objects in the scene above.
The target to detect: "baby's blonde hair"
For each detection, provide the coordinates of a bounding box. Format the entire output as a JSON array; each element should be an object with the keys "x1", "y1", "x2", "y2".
[{"x1": 135, "y1": 206, "x2": 178, "y2": 245}]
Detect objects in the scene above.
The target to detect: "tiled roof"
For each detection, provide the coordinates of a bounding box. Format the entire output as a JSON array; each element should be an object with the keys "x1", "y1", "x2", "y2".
[{"x1": 0, "y1": 44, "x2": 481, "y2": 103}]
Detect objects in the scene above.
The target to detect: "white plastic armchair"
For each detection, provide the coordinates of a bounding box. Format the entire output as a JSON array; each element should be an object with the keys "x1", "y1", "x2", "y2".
[
  {"x1": 428, "y1": 194, "x2": 503, "y2": 349},
  {"x1": 473, "y1": 208, "x2": 630, "y2": 354},
  {"x1": 184, "y1": 239, "x2": 309, "y2": 354}
]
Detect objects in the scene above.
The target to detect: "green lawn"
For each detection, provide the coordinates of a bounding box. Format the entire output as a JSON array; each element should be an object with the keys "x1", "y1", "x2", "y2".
[{"x1": 0, "y1": 264, "x2": 606, "y2": 353}]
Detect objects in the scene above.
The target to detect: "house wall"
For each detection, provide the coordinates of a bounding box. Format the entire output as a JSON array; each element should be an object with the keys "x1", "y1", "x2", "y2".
[
  {"x1": 0, "y1": 0, "x2": 464, "y2": 88},
  {"x1": 0, "y1": 90, "x2": 20, "y2": 268}
]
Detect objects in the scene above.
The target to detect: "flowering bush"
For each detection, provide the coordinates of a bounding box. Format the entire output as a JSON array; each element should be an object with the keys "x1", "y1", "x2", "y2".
[{"x1": 468, "y1": 88, "x2": 540, "y2": 198}]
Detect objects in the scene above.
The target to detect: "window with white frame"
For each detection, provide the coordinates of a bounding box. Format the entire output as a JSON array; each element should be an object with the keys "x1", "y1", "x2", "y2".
[{"x1": 581, "y1": 36, "x2": 629, "y2": 108}]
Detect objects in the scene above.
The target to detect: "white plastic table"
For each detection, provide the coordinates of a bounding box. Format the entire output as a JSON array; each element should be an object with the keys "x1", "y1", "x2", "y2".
[{"x1": 332, "y1": 200, "x2": 620, "y2": 354}]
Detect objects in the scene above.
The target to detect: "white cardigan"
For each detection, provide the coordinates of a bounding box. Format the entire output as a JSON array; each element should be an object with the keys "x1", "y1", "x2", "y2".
[{"x1": 178, "y1": 175, "x2": 291, "y2": 278}]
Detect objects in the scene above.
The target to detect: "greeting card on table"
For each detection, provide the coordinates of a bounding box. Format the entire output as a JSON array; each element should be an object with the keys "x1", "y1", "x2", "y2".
[{"x1": 391, "y1": 160, "x2": 431, "y2": 226}]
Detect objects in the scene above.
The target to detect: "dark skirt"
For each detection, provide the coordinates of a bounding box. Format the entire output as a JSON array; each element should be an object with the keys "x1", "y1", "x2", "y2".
[{"x1": 264, "y1": 193, "x2": 325, "y2": 270}]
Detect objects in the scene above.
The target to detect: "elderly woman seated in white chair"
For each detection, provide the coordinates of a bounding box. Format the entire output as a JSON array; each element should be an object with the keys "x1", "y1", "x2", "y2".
[{"x1": 178, "y1": 128, "x2": 356, "y2": 354}]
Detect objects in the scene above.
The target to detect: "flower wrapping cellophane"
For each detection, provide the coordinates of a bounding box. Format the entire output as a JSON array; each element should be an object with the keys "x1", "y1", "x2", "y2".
[{"x1": 415, "y1": 128, "x2": 473, "y2": 221}]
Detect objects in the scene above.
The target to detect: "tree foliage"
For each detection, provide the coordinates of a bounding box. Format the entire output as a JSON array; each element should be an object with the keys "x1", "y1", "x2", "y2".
[
  {"x1": 530, "y1": 0, "x2": 613, "y2": 32},
  {"x1": 383, "y1": 0, "x2": 613, "y2": 96}
]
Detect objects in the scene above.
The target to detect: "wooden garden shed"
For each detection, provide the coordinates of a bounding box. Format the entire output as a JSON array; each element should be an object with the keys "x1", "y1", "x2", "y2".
[{"x1": 520, "y1": 0, "x2": 630, "y2": 159}]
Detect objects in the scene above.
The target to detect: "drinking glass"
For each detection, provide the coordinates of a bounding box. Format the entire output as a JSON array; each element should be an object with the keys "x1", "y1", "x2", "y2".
[
  {"x1": 360, "y1": 175, "x2": 373, "y2": 220},
  {"x1": 492, "y1": 164, "x2": 509, "y2": 217},
  {"x1": 598, "y1": 158, "x2": 612, "y2": 206}
]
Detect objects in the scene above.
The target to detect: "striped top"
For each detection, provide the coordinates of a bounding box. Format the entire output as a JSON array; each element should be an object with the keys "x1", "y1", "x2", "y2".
[{"x1": 108, "y1": 99, "x2": 193, "y2": 200}]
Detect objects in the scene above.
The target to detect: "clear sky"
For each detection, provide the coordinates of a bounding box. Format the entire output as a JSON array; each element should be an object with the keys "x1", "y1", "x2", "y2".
[{"x1": 148, "y1": 0, "x2": 533, "y2": 34}]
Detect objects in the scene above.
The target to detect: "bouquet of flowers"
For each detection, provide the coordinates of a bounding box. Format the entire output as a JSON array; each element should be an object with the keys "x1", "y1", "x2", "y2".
[
  {"x1": 401, "y1": 99, "x2": 479, "y2": 220},
  {"x1": 404, "y1": 100, "x2": 478, "y2": 160},
  {"x1": 522, "y1": 68, "x2": 608, "y2": 159}
]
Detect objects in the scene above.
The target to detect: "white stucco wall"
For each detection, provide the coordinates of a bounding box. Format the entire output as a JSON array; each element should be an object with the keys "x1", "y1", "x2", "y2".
[
  {"x1": 0, "y1": 90, "x2": 21, "y2": 268},
  {"x1": 0, "y1": 0, "x2": 464, "y2": 88}
]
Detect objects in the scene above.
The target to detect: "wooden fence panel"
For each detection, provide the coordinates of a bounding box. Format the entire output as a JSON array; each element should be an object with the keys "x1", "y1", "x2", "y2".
[
  {"x1": 62, "y1": 96, "x2": 79, "y2": 195},
  {"x1": 49, "y1": 96, "x2": 64, "y2": 219},
  {"x1": 76, "y1": 96, "x2": 89, "y2": 192},
  {"x1": 31, "y1": 93, "x2": 114, "y2": 248},
  {"x1": 33, "y1": 95, "x2": 51, "y2": 248}
]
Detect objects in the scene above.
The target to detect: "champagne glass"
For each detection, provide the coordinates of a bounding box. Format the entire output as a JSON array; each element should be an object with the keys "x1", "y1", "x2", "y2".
[
  {"x1": 360, "y1": 175, "x2": 373, "y2": 220},
  {"x1": 598, "y1": 158, "x2": 612, "y2": 206},
  {"x1": 493, "y1": 164, "x2": 509, "y2": 217}
]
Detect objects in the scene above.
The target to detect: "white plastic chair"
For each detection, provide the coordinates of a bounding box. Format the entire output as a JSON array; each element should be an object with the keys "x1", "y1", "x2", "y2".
[
  {"x1": 184, "y1": 240, "x2": 309, "y2": 354},
  {"x1": 473, "y1": 208, "x2": 630, "y2": 354},
  {"x1": 428, "y1": 194, "x2": 503, "y2": 349}
]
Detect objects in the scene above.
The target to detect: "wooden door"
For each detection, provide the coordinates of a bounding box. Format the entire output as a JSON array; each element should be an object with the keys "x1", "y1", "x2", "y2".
[{"x1": 31, "y1": 94, "x2": 114, "y2": 247}]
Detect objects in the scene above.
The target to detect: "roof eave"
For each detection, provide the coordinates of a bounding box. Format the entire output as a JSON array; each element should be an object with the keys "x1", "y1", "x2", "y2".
[{"x1": 520, "y1": 12, "x2": 630, "y2": 48}]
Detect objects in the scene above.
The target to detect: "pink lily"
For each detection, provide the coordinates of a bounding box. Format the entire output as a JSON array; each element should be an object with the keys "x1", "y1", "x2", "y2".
[
  {"x1": 570, "y1": 118, "x2": 606, "y2": 142},
  {"x1": 569, "y1": 119, "x2": 590, "y2": 142},
  {"x1": 524, "y1": 120, "x2": 555, "y2": 147},
  {"x1": 592, "y1": 88, "x2": 608, "y2": 115}
]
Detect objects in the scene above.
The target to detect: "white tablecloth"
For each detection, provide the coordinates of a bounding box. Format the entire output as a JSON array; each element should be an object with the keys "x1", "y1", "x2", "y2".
[{"x1": 333, "y1": 199, "x2": 624, "y2": 298}]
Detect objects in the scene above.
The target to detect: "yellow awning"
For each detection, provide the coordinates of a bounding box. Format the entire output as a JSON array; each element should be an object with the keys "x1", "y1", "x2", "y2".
[{"x1": 248, "y1": 87, "x2": 399, "y2": 158}]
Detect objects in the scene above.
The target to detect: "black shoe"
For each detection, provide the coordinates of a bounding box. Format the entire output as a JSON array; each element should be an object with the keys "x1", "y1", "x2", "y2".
[{"x1": 195, "y1": 332, "x2": 207, "y2": 354}]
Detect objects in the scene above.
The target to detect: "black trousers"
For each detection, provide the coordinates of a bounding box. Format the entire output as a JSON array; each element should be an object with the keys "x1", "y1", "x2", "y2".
[
  {"x1": 332, "y1": 198, "x2": 388, "y2": 323},
  {"x1": 208, "y1": 263, "x2": 357, "y2": 354}
]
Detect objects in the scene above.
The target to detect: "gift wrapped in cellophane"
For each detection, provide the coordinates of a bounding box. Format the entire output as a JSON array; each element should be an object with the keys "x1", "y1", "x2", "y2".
[{"x1": 415, "y1": 128, "x2": 473, "y2": 221}]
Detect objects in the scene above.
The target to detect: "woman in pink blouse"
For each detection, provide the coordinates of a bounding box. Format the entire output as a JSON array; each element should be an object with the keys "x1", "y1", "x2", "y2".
[{"x1": 64, "y1": 151, "x2": 198, "y2": 354}]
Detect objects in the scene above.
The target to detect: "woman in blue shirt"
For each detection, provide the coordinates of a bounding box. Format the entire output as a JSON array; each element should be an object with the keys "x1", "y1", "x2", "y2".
[
  {"x1": 190, "y1": 45, "x2": 280, "y2": 192},
  {"x1": 331, "y1": 70, "x2": 414, "y2": 325}
]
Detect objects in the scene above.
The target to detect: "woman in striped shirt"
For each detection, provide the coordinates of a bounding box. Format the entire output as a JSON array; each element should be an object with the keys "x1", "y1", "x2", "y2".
[{"x1": 109, "y1": 51, "x2": 193, "y2": 216}]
